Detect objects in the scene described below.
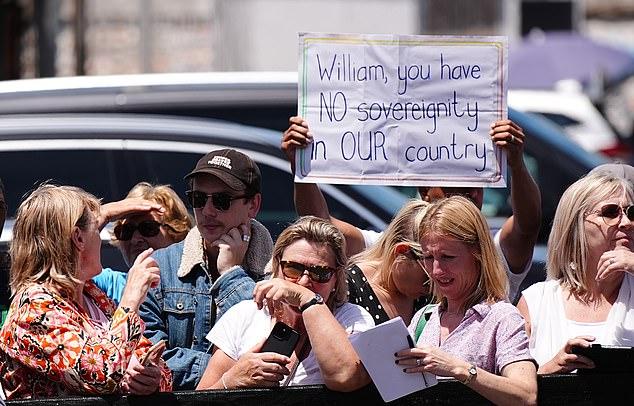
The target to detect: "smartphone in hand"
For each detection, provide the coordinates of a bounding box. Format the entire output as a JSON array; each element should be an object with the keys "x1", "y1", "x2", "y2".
[
  {"x1": 261, "y1": 321, "x2": 300, "y2": 357},
  {"x1": 140, "y1": 340, "x2": 166, "y2": 366}
]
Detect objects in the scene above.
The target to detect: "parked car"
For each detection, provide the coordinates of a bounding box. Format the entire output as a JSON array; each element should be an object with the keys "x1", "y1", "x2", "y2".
[
  {"x1": 0, "y1": 114, "x2": 407, "y2": 270},
  {"x1": 508, "y1": 87, "x2": 632, "y2": 161},
  {"x1": 0, "y1": 72, "x2": 298, "y2": 133}
]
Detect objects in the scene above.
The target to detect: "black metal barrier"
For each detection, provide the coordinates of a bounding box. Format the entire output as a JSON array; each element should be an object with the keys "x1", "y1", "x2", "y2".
[{"x1": 5, "y1": 373, "x2": 634, "y2": 406}]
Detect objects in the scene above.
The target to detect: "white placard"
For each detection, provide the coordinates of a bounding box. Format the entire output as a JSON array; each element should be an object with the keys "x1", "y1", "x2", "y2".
[
  {"x1": 297, "y1": 32, "x2": 508, "y2": 187},
  {"x1": 349, "y1": 316, "x2": 437, "y2": 402}
]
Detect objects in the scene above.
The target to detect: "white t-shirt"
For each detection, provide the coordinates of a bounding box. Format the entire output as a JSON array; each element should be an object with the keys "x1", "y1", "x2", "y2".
[
  {"x1": 361, "y1": 228, "x2": 531, "y2": 302},
  {"x1": 521, "y1": 276, "x2": 634, "y2": 366},
  {"x1": 360, "y1": 229, "x2": 382, "y2": 249},
  {"x1": 206, "y1": 300, "x2": 375, "y2": 386}
]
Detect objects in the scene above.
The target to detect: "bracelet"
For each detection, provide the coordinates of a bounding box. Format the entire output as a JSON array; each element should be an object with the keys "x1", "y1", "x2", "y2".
[{"x1": 221, "y1": 373, "x2": 229, "y2": 389}]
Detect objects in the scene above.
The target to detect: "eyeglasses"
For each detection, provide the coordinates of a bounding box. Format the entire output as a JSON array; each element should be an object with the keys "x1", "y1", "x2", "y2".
[
  {"x1": 113, "y1": 220, "x2": 166, "y2": 241},
  {"x1": 279, "y1": 260, "x2": 336, "y2": 283},
  {"x1": 186, "y1": 190, "x2": 248, "y2": 211},
  {"x1": 589, "y1": 203, "x2": 634, "y2": 226}
]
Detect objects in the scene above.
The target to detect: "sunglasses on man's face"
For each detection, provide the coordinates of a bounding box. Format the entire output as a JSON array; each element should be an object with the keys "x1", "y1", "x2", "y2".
[
  {"x1": 591, "y1": 203, "x2": 634, "y2": 226},
  {"x1": 186, "y1": 190, "x2": 248, "y2": 211},
  {"x1": 279, "y1": 260, "x2": 335, "y2": 283},
  {"x1": 114, "y1": 220, "x2": 166, "y2": 241}
]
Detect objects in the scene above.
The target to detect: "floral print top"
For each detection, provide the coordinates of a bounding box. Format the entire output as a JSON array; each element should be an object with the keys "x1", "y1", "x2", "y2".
[{"x1": 0, "y1": 280, "x2": 172, "y2": 399}]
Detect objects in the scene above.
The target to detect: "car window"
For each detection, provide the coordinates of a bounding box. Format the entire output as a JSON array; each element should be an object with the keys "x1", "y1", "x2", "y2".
[
  {"x1": 1, "y1": 147, "x2": 376, "y2": 248},
  {"x1": 537, "y1": 112, "x2": 581, "y2": 128}
]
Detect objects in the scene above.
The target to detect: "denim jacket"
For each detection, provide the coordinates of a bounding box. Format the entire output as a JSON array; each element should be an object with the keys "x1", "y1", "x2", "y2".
[{"x1": 139, "y1": 219, "x2": 273, "y2": 390}]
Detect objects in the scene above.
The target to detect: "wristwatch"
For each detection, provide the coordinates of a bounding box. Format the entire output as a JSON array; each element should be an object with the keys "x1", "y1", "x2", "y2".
[
  {"x1": 300, "y1": 293, "x2": 324, "y2": 312},
  {"x1": 461, "y1": 363, "x2": 477, "y2": 385}
]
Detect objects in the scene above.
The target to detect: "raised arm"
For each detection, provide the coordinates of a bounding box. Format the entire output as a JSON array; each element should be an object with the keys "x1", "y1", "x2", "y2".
[
  {"x1": 253, "y1": 278, "x2": 372, "y2": 391},
  {"x1": 281, "y1": 116, "x2": 367, "y2": 256},
  {"x1": 98, "y1": 197, "x2": 165, "y2": 230},
  {"x1": 301, "y1": 296, "x2": 372, "y2": 391},
  {"x1": 491, "y1": 119, "x2": 542, "y2": 274}
]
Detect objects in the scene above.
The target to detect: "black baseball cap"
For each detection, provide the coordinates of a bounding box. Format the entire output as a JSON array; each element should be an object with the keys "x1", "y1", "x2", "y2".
[{"x1": 185, "y1": 149, "x2": 262, "y2": 195}]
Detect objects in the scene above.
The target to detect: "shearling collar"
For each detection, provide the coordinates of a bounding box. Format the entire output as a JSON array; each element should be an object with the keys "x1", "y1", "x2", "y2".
[{"x1": 177, "y1": 219, "x2": 273, "y2": 278}]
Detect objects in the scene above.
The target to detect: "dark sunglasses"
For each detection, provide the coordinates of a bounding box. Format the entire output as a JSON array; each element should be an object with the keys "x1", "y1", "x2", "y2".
[
  {"x1": 114, "y1": 220, "x2": 166, "y2": 241},
  {"x1": 591, "y1": 203, "x2": 634, "y2": 226},
  {"x1": 186, "y1": 190, "x2": 248, "y2": 211},
  {"x1": 280, "y1": 260, "x2": 335, "y2": 283}
]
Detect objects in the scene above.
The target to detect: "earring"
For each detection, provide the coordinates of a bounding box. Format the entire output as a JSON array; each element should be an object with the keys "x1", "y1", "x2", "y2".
[{"x1": 331, "y1": 287, "x2": 336, "y2": 292}]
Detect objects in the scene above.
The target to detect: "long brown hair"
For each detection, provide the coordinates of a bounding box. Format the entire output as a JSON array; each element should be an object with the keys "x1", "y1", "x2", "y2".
[
  {"x1": 10, "y1": 184, "x2": 100, "y2": 298},
  {"x1": 417, "y1": 196, "x2": 507, "y2": 312}
]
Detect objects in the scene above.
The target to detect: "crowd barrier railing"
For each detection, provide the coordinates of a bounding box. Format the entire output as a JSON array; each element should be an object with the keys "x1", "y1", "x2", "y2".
[{"x1": 5, "y1": 373, "x2": 634, "y2": 405}]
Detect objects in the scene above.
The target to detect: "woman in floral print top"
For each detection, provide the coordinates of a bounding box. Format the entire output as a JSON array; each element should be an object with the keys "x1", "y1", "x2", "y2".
[{"x1": 0, "y1": 184, "x2": 172, "y2": 399}]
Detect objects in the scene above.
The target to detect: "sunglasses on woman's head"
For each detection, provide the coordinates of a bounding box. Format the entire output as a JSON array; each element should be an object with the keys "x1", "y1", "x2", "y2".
[
  {"x1": 396, "y1": 242, "x2": 423, "y2": 260},
  {"x1": 591, "y1": 203, "x2": 634, "y2": 226},
  {"x1": 186, "y1": 190, "x2": 248, "y2": 211},
  {"x1": 279, "y1": 260, "x2": 335, "y2": 283},
  {"x1": 397, "y1": 244, "x2": 432, "y2": 285},
  {"x1": 114, "y1": 220, "x2": 165, "y2": 241}
]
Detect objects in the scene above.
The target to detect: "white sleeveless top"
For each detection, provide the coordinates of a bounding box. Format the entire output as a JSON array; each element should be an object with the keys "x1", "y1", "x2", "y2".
[
  {"x1": 567, "y1": 320, "x2": 605, "y2": 340},
  {"x1": 521, "y1": 275, "x2": 634, "y2": 366}
]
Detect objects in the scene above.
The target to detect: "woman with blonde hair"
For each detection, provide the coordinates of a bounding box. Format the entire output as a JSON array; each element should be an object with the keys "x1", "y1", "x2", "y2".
[
  {"x1": 347, "y1": 199, "x2": 431, "y2": 325},
  {"x1": 0, "y1": 184, "x2": 172, "y2": 399},
  {"x1": 517, "y1": 170, "x2": 634, "y2": 374},
  {"x1": 94, "y1": 182, "x2": 193, "y2": 303},
  {"x1": 196, "y1": 216, "x2": 374, "y2": 391},
  {"x1": 396, "y1": 196, "x2": 537, "y2": 406},
  {"x1": 110, "y1": 181, "x2": 192, "y2": 266}
]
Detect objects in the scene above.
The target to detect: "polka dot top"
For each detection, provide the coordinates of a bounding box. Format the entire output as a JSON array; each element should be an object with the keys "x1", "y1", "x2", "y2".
[{"x1": 346, "y1": 264, "x2": 430, "y2": 325}]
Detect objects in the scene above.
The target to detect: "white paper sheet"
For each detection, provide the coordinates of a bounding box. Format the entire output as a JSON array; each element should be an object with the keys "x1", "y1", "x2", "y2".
[{"x1": 349, "y1": 316, "x2": 437, "y2": 402}]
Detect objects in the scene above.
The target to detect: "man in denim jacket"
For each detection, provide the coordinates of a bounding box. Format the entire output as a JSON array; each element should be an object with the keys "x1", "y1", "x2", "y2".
[{"x1": 140, "y1": 149, "x2": 274, "y2": 389}]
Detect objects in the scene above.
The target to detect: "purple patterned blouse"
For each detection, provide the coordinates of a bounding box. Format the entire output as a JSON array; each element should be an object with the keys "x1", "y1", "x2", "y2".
[{"x1": 408, "y1": 301, "x2": 535, "y2": 374}]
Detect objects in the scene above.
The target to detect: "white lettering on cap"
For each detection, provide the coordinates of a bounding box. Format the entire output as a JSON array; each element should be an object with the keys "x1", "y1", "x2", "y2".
[{"x1": 208, "y1": 156, "x2": 232, "y2": 170}]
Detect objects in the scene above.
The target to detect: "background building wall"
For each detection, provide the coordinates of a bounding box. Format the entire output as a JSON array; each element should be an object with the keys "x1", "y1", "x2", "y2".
[
  {"x1": 213, "y1": 0, "x2": 420, "y2": 71},
  {"x1": 4, "y1": 0, "x2": 633, "y2": 77}
]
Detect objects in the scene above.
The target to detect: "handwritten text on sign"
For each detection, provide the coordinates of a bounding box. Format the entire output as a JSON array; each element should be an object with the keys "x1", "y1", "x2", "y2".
[{"x1": 297, "y1": 33, "x2": 508, "y2": 187}]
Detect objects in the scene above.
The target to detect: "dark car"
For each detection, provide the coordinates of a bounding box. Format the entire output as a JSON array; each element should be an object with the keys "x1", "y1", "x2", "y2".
[
  {"x1": 0, "y1": 113, "x2": 408, "y2": 270},
  {"x1": 0, "y1": 72, "x2": 608, "y2": 238}
]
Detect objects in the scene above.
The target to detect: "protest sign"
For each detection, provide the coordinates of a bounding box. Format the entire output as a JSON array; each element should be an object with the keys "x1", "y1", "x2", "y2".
[{"x1": 297, "y1": 33, "x2": 508, "y2": 187}]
